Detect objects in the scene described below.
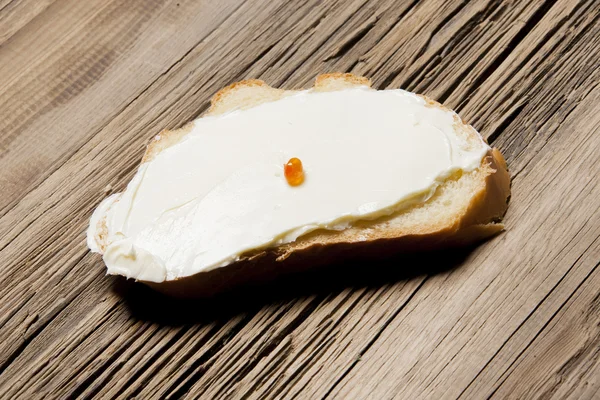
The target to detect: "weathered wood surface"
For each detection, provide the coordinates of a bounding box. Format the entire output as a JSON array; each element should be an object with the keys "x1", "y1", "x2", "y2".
[{"x1": 1, "y1": 0, "x2": 599, "y2": 398}]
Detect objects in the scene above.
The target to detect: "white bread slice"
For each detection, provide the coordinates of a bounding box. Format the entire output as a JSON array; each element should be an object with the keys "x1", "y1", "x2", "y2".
[{"x1": 91, "y1": 73, "x2": 510, "y2": 297}]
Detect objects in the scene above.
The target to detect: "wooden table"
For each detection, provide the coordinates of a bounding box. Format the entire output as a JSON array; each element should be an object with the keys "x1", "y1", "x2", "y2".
[{"x1": 1, "y1": 0, "x2": 599, "y2": 398}]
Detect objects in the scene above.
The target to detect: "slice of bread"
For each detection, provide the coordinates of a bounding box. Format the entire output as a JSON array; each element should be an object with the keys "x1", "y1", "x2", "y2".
[{"x1": 92, "y1": 73, "x2": 510, "y2": 297}]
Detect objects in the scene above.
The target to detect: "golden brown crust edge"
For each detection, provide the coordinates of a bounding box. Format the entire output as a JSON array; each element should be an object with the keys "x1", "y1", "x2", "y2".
[{"x1": 134, "y1": 73, "x2": 511, "y2": 297}]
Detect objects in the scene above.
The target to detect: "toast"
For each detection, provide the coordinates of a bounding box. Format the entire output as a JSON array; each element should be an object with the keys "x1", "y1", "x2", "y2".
[{"x1": 89, "y1": 73, "x2": 510, "y2": 297}]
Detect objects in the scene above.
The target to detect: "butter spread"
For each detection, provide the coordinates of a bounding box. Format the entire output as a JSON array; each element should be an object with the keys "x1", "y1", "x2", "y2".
[{"x1": 87, "y1": 87, "x2": 490, "y2": 282}]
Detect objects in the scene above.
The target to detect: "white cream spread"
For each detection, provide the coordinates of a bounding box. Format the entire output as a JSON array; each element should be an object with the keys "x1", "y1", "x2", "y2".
[{"x1": 87, "y1": 86, "x2": 490, "y2": 282}]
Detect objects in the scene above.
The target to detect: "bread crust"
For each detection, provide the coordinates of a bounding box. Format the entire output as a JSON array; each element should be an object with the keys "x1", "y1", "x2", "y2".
[{"x1": 94, "y1": 74, "x2": 511, "y2": 297}]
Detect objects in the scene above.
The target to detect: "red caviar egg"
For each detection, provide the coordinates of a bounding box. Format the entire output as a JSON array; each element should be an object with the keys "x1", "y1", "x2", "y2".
[{"x1": 284, "y1": 157, "x2": 304, "y2": 186}]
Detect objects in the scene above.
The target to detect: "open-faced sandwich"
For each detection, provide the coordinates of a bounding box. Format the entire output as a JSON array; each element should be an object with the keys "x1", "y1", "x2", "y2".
[{"x1": 87, "y1": 73, "x2": 510, "y2": 297}]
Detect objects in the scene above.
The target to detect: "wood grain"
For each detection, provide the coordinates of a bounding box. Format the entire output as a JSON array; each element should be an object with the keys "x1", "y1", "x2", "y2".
[{"x1": 1, "y1": 0, "x2": 599, "y2": 398}]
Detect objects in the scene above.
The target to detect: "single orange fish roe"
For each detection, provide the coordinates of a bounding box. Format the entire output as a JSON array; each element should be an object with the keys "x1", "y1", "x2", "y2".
[{"x1": 284, "y1": 157, "x2": 304, "y2": 186}]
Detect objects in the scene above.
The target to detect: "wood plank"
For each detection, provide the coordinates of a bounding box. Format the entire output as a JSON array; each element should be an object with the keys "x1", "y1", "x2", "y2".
[
  {"x1": 460, "y1": 239, "x2": 600, "y2": 399},
  {"x1": 489, "y1": 257, "x2": 600, "y2": 399},
  {"x1": 0, "y1": 0, "x2": 244, "y2": 215},
  {"x1": 0, "y1": 0, "x2": 57, "y2": 46},
  {"x1": 0, "y1": 0, "x2": 599, "y2": 398}
]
